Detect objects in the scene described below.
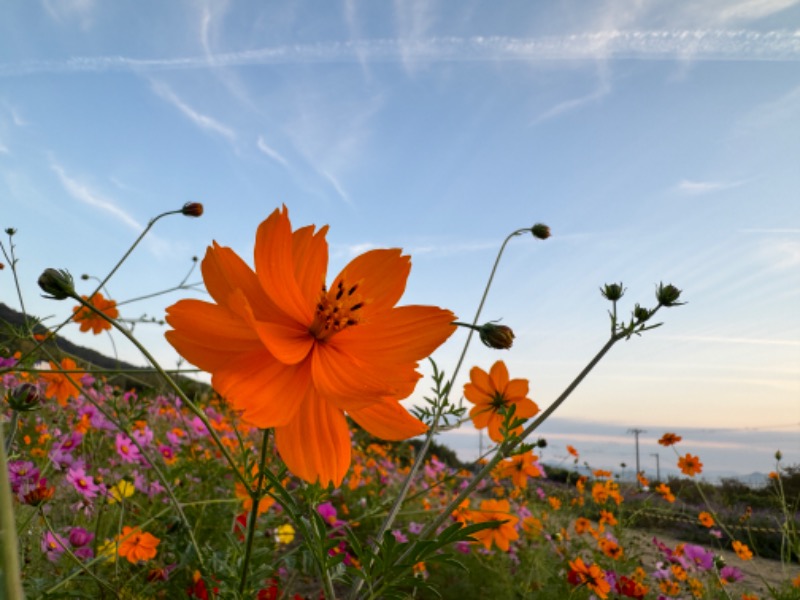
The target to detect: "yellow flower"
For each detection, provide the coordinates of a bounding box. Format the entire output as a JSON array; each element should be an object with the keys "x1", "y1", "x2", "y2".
[
  {"x1": 98, "y1": 539, "x2": 118, "y2": 563},
  {"x1": 108, "y1": 480, "x2": 135, "y2": 504},
  {"x1": 275, "y1": 523, "x2": 295, "y2": 545}
]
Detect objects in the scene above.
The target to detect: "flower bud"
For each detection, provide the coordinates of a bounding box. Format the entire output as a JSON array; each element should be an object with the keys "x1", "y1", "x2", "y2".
[
  {"x1": 601, "y1": 283, "x2": 625, "y2": 301},
  {"x1": 5, "y1": 228, "x2": 17, "y2": 235},
  {"x1": 530, "y1": 223, "x2": 551, "y2": 240},
  {"x1": 181, "y1": 202, "x2": 204, "y2": 217},
  {"x1": 6, "y1": 383, "x2": 42, "y2": 412},
  {"x1": 656, "y1": 283, "x2": 684, "y2": 307},
  {"x1": 38, "y1": 268, "x2": 75, "y2": 300},
  {"x1": 775, "y1": 450, "x2": 782, "y2": 461},
  {"x1": 633, "y1": 304, "x2": 651, "y2": 323},
  {"x1": 478, "y1": 323, "x2": 515, "y2": 350},
  {"x1": 536, "y1": 437, "x2": 548, "y2": 449}
]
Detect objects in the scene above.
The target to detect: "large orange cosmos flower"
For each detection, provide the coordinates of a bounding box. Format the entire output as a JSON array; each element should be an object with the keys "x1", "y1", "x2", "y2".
[
  {"x1": 71, "y1": 293, "x2": 119, "y2": 334},
  {"x1": 165, "y1": 207, "x2": 456, "y2": 486},
  {"x1": 463, "y1": 360, "x2": 538, "y2": 443}
]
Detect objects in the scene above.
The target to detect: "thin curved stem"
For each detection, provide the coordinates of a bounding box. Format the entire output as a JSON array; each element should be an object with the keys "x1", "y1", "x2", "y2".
[{"x1": 239, "y1": 429, "x2": 271, "y2": 595}]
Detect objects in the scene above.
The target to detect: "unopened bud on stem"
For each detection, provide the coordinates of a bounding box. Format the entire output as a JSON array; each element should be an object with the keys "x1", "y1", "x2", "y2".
[
  {"x1": 38, "y1": 268, "x2": 75, "y2": 300},
  {"x1": 656, "y1": 283, "x2": 684, "y2": 307},
  {"x1": 478, "y1": 322, "x2": 515, "y2": 350},
  {"x1": 181, "y1": 202, "x2": 204, "y2": 217},
  {"x1": 601, "y1": 283, "x2": 625, "y2": 301},
  {"x1": 530, "y1": 223, "x2": 551, "y2": 240}
]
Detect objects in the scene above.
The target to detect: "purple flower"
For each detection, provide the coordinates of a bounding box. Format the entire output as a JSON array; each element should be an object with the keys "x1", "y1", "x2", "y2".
[
  {"x1": 408, "y1": 521, "x2": 423, "y2": 535},
  {"x1": 132, "y1": 426, "x2": 154, "y2": 447},
  {"x1": 115, "y1": 433, "x2": 142, "y2": 464},
  {"x1": 719, "y1": 565, "x2": 744, "y2": 584},
  {"x1": 317, "y1": 502, "x2": 339, "y2": 526},
  {"x1": 683, "y1": 543, "x2": 714, "y2": 571},
  {"x1": 66, "y1": 466, "x2": 102, "y2": 500},
  {"x1": 41, "y1": 531, "x2": 67, "y2": 562},
  {"x1": 8, "y1": 460, "x2": 39, "y2": 494},
  {"x1": 392, "y1": 530, "x2": 409, "y2": 543},
  {"x1": 68, "y1": 527, "x2": 94, "y2": 548}
]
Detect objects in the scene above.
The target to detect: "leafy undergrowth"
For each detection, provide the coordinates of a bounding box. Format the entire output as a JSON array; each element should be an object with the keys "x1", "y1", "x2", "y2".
[{"x1": 3, "y1": 358, "x2": 799, "y2": 599}]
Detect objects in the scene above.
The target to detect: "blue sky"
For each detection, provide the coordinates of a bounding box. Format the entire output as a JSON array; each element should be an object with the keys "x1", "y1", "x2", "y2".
[{"x1": 2, "y1": 1, "x2": 798, "y2": 477}]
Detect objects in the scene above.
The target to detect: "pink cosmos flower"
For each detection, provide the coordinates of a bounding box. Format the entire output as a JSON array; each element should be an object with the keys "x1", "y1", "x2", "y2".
[
  {"x1": 66, "y1": 466, "x2": 102, "y2": 500},
  {"x1": 115, "y1": 433, "x2": 142, "y2": 464},
  {"x1": 41, "y1": 531, "x2": 67, "y2": 562}
]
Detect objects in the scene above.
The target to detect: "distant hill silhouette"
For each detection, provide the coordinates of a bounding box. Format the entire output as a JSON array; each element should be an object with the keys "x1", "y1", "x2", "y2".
[{"x1": 0, "y1": 302, "x2": 208, "y2": 395}]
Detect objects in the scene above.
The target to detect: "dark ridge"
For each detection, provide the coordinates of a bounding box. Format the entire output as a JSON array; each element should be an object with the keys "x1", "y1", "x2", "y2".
[{"x1": 0, "y1": 302, "x2": 209, "y2": 395}]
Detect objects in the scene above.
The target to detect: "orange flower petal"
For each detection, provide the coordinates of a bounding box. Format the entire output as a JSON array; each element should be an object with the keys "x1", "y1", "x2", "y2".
[
  {"x1": 333, "y1": 249, "x2": 410, "y2": 317},
  {"x1": 504, "y1": 378, "x2": 529, "y2": 401},
  {"x1": 202, "y1": 242, "x2": 276, "y2": 319},
  {"x1": 214, "y1": 354, "x2": 312, "y2": 428},
  {"x1": 254, "y1": 207, "x2": 316, "y2": 325},
  {"x1": 465, "y1": 366, "x2": 493, "y2": 400},
  {"x1": 311, "y1": 344, "x2": 420, "y2": 410},
  {"x1": 513, "y1": 398, "x2": 540, "y2": 419},
  {"x1": 290, "y1": 224, "x2": 329, "y2": 303},
  {"x1": 470, "y1": 405, "x2": 493, "y2": 429},
  {"x1": 334, "y1": 306, "x2": 456, "y2": 363},
  {"x1": 348, "y1": 401, "x2": 427, "y2": 440},
  {"x1": 251, "y1": 321, "x2": 315, "y2": 365},
  {"x1": 489, "y1": 360, "x2": 510, "y2": 391},
  {"x1": 274, "y1": 391, "x2": 351, "y2": 486},
  {"x1": 165, "y1": 300, "x2": 262, "y2": 371}
]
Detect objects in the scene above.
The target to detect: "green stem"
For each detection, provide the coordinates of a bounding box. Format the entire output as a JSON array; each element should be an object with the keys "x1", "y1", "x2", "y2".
[
  {"x1": 239, "y1": 429, "x2": 271, "y2": 595},
  {"x1": 0, "y1": 421, "x2": 25, "y2": 600},
  {"x1": 3, "y1": 410, "x2": 19, "y2": 454}
]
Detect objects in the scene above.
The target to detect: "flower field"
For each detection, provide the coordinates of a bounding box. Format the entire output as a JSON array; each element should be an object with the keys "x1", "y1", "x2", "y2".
[{"x1": 2, "y1": 207, "x2": 798, "y2": 599}]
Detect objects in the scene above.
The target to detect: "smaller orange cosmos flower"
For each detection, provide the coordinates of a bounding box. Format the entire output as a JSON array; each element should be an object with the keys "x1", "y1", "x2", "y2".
[
  {"x1": 698, "y1": 511, "x2": 715, "y2": 528},
  {"x1": 464, "y1": 361, "x2": 538, "y2": 443},
  {"x1": 41, "y1": 358, "x2": 83, "y2": 406},
  {"x1": 117, "y1": 526, "x2": 160, "y2": 563},
  {"x1": 732, "y1": 540, "x2": 753, "y2": 561},
  {"x1": 658, "y1": 432, "x2": 682, "y2": 446},
  {"x1": 678, "y1": 453, "x2": 703, "y2": 477},
  {"x1": 469, "y1": 499, "x2": 519, "y2": 551},
  {"x1": 495, "y1": 452, "x2": 542, "y2": 488},
  {"x1": 72, "y1": 293, "x2": 119, "y2": 334},
  {"x1": 566, "y1": 445, "x2": 579, "y2": 458},
  {"x1": 655, "y1": 483, "x2": 676, "y2": 503},
  {"x1": 567, "y1": 557, "x2": 611, "y2": 599}
]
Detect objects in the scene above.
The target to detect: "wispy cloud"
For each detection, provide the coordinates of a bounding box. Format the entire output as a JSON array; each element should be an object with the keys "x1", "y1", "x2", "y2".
[
  {"x1": 674, "y1": 178, "x2": 749, "y2": 194},
  {"x1": 531, "y1": 72, "x2": 611, "y2": 124},
  {"x1": 3, "y1": 31, "x2": 799, "y2": 77},
  {"x1": 51, "y1": 162, "x2": 142, "y2": 231},
  {"x1": 256, "y1": 135, "x2": 289, "y2": 167},
  {"x1": 150, "y1": 80, "x2": 236, "y2": 142}
]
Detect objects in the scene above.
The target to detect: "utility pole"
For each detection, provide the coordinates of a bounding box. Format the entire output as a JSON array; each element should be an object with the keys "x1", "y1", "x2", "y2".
[
  {"x1": 627, "y1": 428, "x2": 646, "y2": 485},
  {"x1": 650, "y1": 452, "x2": 660, "y2": 481}
]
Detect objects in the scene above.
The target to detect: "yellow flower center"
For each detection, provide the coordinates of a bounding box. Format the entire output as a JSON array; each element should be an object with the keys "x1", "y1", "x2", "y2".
[{"x1": 310, "y1": 278, "x2": 364, "y2": 341}]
